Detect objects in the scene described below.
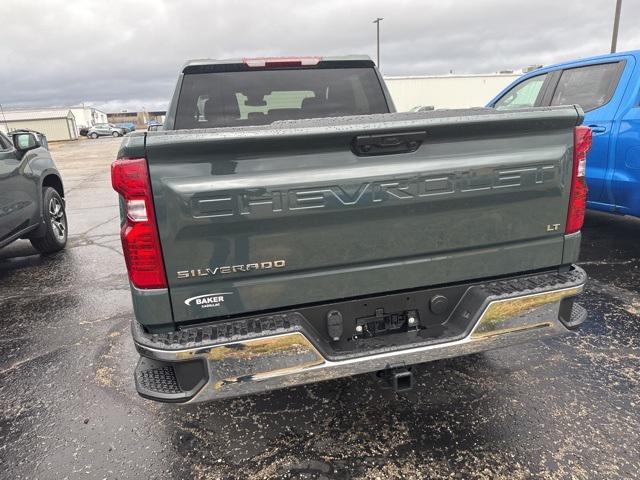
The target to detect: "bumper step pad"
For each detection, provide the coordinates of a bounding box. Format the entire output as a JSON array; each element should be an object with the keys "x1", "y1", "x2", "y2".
[
  {"x1": 565, "y1": 302, "x2": 588, "y2": 329},
  {"x1": 135, "y1": 357, "x2": 209, "y2": 402},
  {"x1": 137, "y1": 359, "x2": 181, "y2": 395}
]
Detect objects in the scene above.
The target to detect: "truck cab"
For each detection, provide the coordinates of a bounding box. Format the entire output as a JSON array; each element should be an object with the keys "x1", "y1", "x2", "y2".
[{"x1": 488, "y1": 50, "x2": 640, "y2": 218}]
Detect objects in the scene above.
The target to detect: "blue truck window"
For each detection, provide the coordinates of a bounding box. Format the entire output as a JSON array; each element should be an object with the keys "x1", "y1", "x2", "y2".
[
  {"x1": 550, "y1": 62, "x2": 622, "y2": 112},
  {"x1": 494, "y1": 74, "x2": 548, "y2": 110}
]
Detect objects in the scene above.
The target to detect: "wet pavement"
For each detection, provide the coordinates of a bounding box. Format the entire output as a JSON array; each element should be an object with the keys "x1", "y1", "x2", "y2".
[{"x1": 0, "y1": 137, "x2": 638, "y2": 479}]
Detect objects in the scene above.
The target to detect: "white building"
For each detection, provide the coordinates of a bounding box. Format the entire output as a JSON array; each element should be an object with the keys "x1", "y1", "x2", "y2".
[
  {"x1": 0, "y1": 109, "x2": 78, "y2": 141},
  {"x1": 384, "y1": 73, "x2": 522, "y2": 112},
  {"x1": 69, "y1": 106, "x2": 108, "y2": 129}
]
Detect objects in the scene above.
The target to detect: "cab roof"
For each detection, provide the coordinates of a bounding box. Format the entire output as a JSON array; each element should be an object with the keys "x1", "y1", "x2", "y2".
[{"x1": 182, "y1": 55, "x2": 375, "y2": 74}]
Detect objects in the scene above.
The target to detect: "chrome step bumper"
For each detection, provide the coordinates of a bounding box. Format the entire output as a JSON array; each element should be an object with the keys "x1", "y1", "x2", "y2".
[{"x1": 132, "y1": 266, "x2": 587, "y2": 403}]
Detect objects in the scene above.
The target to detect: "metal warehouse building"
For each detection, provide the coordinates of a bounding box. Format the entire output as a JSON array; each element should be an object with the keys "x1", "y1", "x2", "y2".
[
  {"x1": 0, "y1": 109, "x2": 78, "y2": 141},
  {"x1": 384, "y1": 73, "x2": 521, "y2": 111}
]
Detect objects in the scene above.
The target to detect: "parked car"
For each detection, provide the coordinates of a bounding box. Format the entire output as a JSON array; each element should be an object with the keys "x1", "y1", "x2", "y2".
[
  {"x1": 488, "y1": 49, "x2": 640, "y2": 219},
  {"x1": 115, "y1": 122, "x2": 136, "y2": 133},
  {"x1": 0, "y1": 130, "x2": 67, "y2": 253},
  {"x1": 113, "y1": 55, "x2": 589, "y2": 404},
  {"x1": 87, "y1": 123, "x2": 125, "y2": 139},
  {"x1": 147, "y1": 124, "x2": 162, "y2": 132},
  {"x1": 79, "y1": 126, "x2": 89, "y2": 137},
  {"x1": 11, "y1": 129, "x2": 49, "y2": 150}
]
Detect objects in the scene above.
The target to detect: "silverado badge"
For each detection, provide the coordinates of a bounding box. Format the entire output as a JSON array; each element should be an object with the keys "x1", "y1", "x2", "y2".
[{"x1": 177, "y1": 259, "x2": 286, "y2": 279}]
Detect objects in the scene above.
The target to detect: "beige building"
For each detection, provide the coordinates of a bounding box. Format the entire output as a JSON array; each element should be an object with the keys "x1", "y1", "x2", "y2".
[
  {"x1": 384, "y1": 73, "x2": 522, "y2": 111},
  {"x1": 0, "y1": 109, "x2": 78, "y2": 141}
]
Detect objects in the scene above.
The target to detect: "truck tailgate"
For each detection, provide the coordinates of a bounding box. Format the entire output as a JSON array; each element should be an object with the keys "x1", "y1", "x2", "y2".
[{"x1": 144, "y1": 107, "x2": 582, "y2": 324}]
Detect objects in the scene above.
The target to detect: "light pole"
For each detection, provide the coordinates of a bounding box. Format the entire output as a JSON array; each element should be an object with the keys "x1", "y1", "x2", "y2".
[
  {"x1": 373, "y1": 17, "x2": 383, "y2": 69},
  {"x1": 611, "y1": 0, "x2": 622, "y2": 53}
]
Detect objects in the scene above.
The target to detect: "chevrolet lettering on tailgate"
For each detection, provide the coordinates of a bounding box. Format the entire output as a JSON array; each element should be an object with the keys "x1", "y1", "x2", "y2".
[{"x1": 192, "y1": 165, "x2": 557, "y2": 219}]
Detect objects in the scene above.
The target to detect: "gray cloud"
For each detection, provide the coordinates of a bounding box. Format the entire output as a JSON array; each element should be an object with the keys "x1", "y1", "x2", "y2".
[{"x1": 1, "y1": 0, "x2": 638, "y2": 112}]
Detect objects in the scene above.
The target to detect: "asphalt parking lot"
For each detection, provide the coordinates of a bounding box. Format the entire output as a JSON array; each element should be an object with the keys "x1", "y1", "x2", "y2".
[{"x1": 1, "y1": 137, "x2": 639, "y2": 480}]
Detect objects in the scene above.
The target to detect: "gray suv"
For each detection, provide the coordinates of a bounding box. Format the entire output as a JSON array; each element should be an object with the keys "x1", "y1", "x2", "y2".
[
  {"x1": 0, "y1": 130, "x2": 67, "y2": 253},
  {"x1": 87, "y1": 123, "x2": 125, "y2": 139}
]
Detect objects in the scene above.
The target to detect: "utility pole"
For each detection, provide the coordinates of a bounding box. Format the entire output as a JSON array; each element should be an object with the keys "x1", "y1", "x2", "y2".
[
  {"x1": 611, "y1": 0, "x2": 622, "y2": 53},
  {"x1": 373, "y1": 17, "x2": 383, "y2": 69}
]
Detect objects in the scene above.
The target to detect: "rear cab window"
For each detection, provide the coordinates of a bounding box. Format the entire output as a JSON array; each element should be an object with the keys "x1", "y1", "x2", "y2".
[
  {"x1": 550, "y1": 62, "x2": 624, "y2": 111},
  {"x1": 175, "y1": 66, "x2": 390, "y2": 129}
]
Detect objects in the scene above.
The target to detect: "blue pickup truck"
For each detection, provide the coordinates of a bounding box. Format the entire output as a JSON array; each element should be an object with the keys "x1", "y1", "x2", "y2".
[{"x1": 488, "y1": 50, "x2": 640, "y2": 218}]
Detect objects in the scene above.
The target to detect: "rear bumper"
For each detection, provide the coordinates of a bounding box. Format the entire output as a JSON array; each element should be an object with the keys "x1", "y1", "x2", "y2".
[{"x1": 132, "y1": 266, "x2": 587, "y2": 403}]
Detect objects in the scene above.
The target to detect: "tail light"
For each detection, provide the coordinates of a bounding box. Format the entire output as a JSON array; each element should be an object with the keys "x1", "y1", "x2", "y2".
[
  {"x1": 566, "y1": 126, "x2": 592, "y2": 234},
  {"x1": 111, "y1": 157, "x2": 167, "y2": 289},
  {"x1": 243, "y1": 56, "x2": 322, "y2": 68}
]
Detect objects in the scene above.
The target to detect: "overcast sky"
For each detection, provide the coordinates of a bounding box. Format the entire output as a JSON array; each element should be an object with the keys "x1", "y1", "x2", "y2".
[{"x1": 1, "y1": 0, "x2": 638, "y2": 112}]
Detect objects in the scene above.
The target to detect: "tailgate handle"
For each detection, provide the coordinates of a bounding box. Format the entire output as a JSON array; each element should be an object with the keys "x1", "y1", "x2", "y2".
[{"x1": 352, "y1": 131, "x2": 427, "y2": 156}]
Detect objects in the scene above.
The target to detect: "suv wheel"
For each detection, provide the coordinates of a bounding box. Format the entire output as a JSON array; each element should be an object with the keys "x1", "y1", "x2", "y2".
[
  {"x1": 30, "y1": 187, "x2": 68, "y2": 254},
  {"x1": 112, "y1": 131, "x2": 121, "y2": 137},
  {"x1": 90, "y1": 132, "x2": 98, "y2": 139}
]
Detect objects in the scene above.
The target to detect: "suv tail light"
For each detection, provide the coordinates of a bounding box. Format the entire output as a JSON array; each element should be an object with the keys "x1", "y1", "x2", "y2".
[
  {"x1": 111, "y1": 157, "x2": 167, "y2": 289},
  {"x1": 566, "y1": 126, "x2": 592, "y2": 234}
]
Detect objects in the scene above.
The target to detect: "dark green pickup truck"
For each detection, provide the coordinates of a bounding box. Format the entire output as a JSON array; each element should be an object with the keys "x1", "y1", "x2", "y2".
[{"x1": 112, "y1": 56, "x2": 590, "y2": 403}]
